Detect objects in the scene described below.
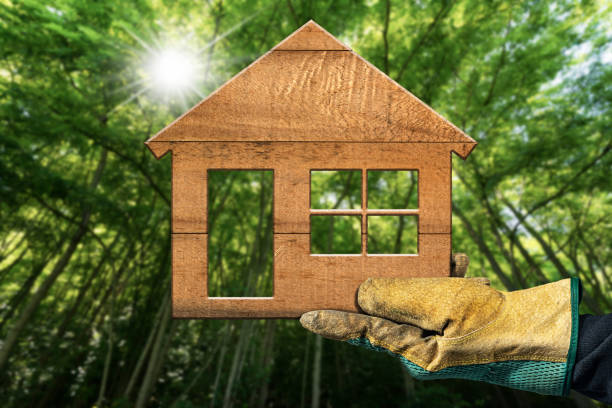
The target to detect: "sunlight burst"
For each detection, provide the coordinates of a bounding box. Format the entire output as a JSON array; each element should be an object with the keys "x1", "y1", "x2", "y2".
[
  {"x1": 112, "y1": 11, "x2": 263, "y2": 112},
  {"x1": 145, "y1": 47, "x2": 200, "y2": 95}
]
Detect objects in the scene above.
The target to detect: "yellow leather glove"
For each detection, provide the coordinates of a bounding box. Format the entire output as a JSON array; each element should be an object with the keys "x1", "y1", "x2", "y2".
[{"x1": 300, "y1": 277, "x2": 580, "y2": 396}]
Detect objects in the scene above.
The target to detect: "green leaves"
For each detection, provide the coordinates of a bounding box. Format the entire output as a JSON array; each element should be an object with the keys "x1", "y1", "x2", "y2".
[
  {"x1": 0, "y1": 0, "x2": 610, "y2": 406},
  {"x1": 207, "y1": 170, "x2": 274, "y2": 297}
]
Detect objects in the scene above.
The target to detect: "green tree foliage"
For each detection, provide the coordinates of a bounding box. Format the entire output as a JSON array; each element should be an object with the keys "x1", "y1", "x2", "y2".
[
  {"x1": 208, "y1": 170, "x2": 274, "y2": 297},
  {"x1": 0, "y1": 0, "x2": 610, "y2": 407}
]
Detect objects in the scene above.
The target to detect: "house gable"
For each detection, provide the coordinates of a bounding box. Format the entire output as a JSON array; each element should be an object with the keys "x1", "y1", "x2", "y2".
[
  {"x1": 146, "y1": 20, "x2": 476, "y2": 159},
  {"x1": 274, "y1": 20, "x2": 350, "y2": 50}
]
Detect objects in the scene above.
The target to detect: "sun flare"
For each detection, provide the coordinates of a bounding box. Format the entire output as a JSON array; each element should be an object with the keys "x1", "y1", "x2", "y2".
[{"x1": 145, "y1": 47, "x2": 199, "y2": 94}]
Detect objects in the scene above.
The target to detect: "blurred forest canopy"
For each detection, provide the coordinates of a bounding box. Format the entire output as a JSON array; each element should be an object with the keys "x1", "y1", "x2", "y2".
[{"x1": 0, "y1": 0, "x2": 611, "y2": 407}]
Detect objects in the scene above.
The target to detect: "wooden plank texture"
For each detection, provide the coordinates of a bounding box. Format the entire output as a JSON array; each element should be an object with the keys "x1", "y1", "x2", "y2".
[
  {"x1": 171, "y1": 142, "x2": 451, "y2": 234},
  {"x1": 173, "y1": 233, "x2": 450, "y2": 318},
  {"x1": 419, "y1": 149, "x2": 451, "y2": 234},
  {"x1": 170, "y1": 141, "x2": 455, "y2": 318},
  {"x1": 148, "y1": 51, "x2": 475, "y2": 150},
  {"x1": 172, "y1": 233, "x2": 207, "y2": 316},
  {"x1": 274, "y1": 20, "x2": 350, "y2": 51},
  {"x1": 172, "y1": 152, "x2": 207, "y2": 233}
]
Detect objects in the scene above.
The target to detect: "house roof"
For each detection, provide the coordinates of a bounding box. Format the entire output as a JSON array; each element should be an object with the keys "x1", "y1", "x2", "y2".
[{"x1": 146, "y1": 20, "x2": 476, "y2": 159}]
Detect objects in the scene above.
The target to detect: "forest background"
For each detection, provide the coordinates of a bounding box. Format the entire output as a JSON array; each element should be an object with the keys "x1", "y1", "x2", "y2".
[{"x1": 1, "y1": 0, "x2": 611, "y2": 407}]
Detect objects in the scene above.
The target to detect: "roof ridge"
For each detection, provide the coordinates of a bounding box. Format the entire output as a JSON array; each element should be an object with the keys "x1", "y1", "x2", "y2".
[{"x1": 272, "y1": 20, "x2": 351, "y2": 51}]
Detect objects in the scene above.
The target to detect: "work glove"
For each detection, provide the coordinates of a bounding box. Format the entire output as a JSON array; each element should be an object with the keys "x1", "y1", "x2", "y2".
[{"x1": 300, "y1": 276, "x2": 580, "y2": 396}]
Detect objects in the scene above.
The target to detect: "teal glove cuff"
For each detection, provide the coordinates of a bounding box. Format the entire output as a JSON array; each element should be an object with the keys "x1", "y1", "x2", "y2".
[{"x1": 563, "y1": 276, "x2": 580, "y2": 395}]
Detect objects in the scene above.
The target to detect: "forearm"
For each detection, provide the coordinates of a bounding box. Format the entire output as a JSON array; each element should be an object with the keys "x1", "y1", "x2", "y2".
[{"x1": 572, "y1": 313, "x2": 612, "y2": 404}]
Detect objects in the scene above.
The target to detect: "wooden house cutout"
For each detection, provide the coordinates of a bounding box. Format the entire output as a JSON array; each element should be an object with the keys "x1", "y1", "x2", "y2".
[{"x1": 146, "y1": 20, "x2": 476, "y2": 318}]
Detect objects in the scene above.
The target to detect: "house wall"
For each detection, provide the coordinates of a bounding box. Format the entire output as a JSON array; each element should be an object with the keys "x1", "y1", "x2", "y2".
[{"x1": 167, "y1": 141, "x2": 457, "y2": 318}]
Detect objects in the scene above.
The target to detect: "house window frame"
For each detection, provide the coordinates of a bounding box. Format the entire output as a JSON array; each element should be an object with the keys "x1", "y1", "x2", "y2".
[
  {"x1": 309, "y1": 168, "x2": 419, "y2": 256},
  {"x1": 206, "y1": 168, "x2": 276, "y2": 297}
]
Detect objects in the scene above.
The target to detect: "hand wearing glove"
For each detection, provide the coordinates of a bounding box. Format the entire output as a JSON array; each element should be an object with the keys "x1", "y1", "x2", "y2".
[{"x1": 300, "y1": 275, "x2": 580, "y2": 397}]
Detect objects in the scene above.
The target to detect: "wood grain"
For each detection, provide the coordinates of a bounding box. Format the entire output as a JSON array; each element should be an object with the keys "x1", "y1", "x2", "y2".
[
  {"x1": 173, "y1": 233, "x2": 450, "y2": 318},
  {"x1": 171, "y1": 142, "x2": 452, "y2": 234},
  {"x1": 147, "y1": 51, "x2": 475, "y2": 151},
  {"x1": 419, "y1": 150, "x2": 451, "y2": 234},
  {"x1": 169, "y1": 141, "x2": 455, "y2": 318},
  {"x1": 145, "y1": 141, "x2": 171, "y2": 159},
  {"x1": 172, "y1": 152, "x2": 207, "y2": 233},
  {"x1": 172, "y1": 233, "x2": 207, "y2": 316},
  {"x1": 274, "y1": 20, "x2": 350, "y2": 51}
]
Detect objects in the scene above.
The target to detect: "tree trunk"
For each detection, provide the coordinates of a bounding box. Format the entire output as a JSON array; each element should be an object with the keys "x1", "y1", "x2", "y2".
[
  {"x1": 300, "y1": 333, "x2": 312, "y2": 408},
  {"x1": 0, "y1": 149, "x2": 108, "y2": 372},
  {"x1": 453, "y1": 204, "x2": 516, "y2": 290},
  {"x1": 222, "y1": 319, "x2": 254, "y2": 408},
  {"x1": 171, "y1": 323, "x2": 228, "y2": 407},
  {"x1": 124, "y1": 291, "x2": 170, "y2": 398},
  {"x1": 135, "y1": 292, "x2": 172, "y2": 408},
  {"x1": 0, "y1": 252, "x2": 57, "y2": 332},
  {"x1": 311, "y1": 335, "x2": 323, "y2": 408},
  {"x1": 210, "y1": 323, "x2": 232, "y2": 408},
  {"x1": 504, "y1": 201, "x2": 602, "y2": 313},
  {"x1": 96, "y1": 286, "x2": 116, "y2": 407},
  {"x1": 0, "y1": 245, "x2": 27, "y2": 281},
  {"x1": 54, "y1": 234, "x2": 123, "y2": 343},
  {"x1": 506, "y1": 231, "x2": 549, "y2": 284},
  {"x1": 256, "y1": 320, "x2": 277, "y2": 408}
]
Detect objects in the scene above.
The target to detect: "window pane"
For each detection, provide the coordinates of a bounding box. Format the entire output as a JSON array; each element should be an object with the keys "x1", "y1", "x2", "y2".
[
  {"x1": 208, "y1": 170, "x2": 273, "y2": 297},
  {"x1": 367, "y1": 171, "x2": 418, "y2": 209},
  {"x1": 367, "y1": 216, "x2": 417, "y2": 254},
  {"x1": 311, "y1": 216, "x2": 361, "y2": 254},
  {"x1": 311, "y1": 170, "x2": 361, "y2": 209}
]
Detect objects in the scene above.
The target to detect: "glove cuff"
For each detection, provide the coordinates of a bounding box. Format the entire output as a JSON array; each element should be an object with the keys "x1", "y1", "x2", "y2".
[{"x1": 562, "y1": 276, "x2": 580, "y2": 396}]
